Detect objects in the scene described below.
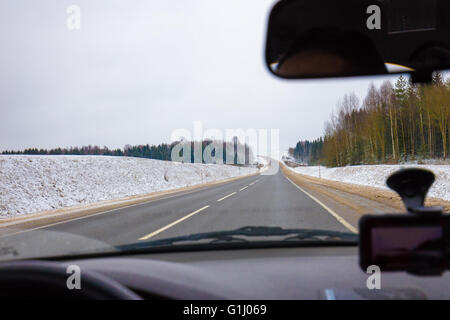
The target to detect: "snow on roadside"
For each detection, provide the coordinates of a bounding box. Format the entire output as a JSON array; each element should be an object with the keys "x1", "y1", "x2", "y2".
[
  {"x1": 289, "y1": 164, "x2": 449, "y2": 201},
  {"x1": 255, "y1": 156, "x2": 269, "y2": 167},
  {"x1": 0, "y1": 155, "x2": 257, "y2": 218}
]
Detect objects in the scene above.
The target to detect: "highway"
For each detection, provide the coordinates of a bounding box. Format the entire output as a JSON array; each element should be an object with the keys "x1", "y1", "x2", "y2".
[{"x1": 0, "y1": 169, "x2": 353, "y2": 258}]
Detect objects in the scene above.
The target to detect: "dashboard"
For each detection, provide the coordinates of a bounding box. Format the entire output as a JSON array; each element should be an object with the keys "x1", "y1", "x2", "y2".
[{"x1": 59, "y1": 246, "x2": 450, "y2": 299}]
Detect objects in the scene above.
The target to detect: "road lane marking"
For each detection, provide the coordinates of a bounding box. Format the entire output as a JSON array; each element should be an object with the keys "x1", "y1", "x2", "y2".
[
  {"x1": 0, "y1": 188, "x2": 211, "y2": 239},
  {"x1": 1, "y1": 174, "x2": 261, "y2": 239},
  {"x1": 217, "y1": 192, "x2": 237, "y2": 202},
  {"x1": 239, "y1": 186, "x2": 249, "y2": 191},
  {"x1": 249, "y1": 182, "x2": 255, "y2": 186},
  {"x1": 138, "y1": 205, "x2": 210, "y2": 240},
  {"x1": 284, "y1": 176, "x2": 358, "y2": 233}
]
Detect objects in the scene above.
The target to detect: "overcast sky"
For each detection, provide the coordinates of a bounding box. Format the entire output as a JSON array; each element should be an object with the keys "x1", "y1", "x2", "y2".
[{"x1": 0, "y1": 0, "x2": 401, "y2": 152}]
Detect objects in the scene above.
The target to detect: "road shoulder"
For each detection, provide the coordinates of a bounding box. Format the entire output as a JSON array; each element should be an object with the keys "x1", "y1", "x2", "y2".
[{"x1": 280, "y1": 162, "x2": 401, "y2": 231}]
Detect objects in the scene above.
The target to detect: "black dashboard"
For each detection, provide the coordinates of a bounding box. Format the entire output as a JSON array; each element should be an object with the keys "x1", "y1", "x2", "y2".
[{"x1": 59, "y1": 246, "x2": 450, "y2": 299}]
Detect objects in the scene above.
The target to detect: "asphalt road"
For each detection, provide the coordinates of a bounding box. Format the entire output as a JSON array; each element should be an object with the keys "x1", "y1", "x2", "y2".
[{"x1": 0, "y1": 169, "x2": 352, "y2": 258}]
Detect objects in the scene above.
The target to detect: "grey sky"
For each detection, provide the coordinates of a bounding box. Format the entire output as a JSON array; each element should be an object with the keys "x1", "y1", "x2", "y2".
[{"x1": 0, "y1": 0, "x2": 400, "y2": 152}]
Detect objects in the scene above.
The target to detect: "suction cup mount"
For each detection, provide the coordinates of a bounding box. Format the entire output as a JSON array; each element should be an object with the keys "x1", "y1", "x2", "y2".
[{"x1": 386, "y1": 168, "x2": 443, "y2": 214}]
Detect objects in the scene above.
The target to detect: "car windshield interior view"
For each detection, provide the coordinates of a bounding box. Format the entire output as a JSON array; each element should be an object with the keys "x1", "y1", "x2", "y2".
[{"x1": 0, "y1": 0, "x2": 449, "y2": 308}]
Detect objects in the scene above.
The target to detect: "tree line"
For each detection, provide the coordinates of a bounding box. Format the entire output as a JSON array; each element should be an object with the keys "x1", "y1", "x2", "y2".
[
  {"x1": 290, "y1": 72, "x2": 449, "y2": 166},
  {"x1": 1, "y1": 138, "x2": 254, "y2": 166},
  {"x1": 288, "y1": 138, "x2": 323, "y2": 165}
]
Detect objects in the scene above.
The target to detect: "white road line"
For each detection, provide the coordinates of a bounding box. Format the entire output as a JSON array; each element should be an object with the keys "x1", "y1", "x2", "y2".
[
  {"x1": 0, "y1": 185, "x2": 223, "y2": 239},
  {"x1": 284, "y1": 176, "x2": 358, "y2": 233},
  {"x1": 1, "y1": 175, "x2": 257, "y2": 239},
  {"x1": 217, "y1": 192, "x2": 237, "y2": 202},
  {"x1": 239, "y1": 186, "x2": 249, "y2": 191},
  {"x1": 138, "y1": 205, "x2": 210, "y2": 240}
]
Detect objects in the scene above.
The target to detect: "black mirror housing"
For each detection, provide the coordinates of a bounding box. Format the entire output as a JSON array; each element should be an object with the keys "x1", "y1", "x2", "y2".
[{"x1": 265, "y1": 0, "x2": 450, "y2": 81}]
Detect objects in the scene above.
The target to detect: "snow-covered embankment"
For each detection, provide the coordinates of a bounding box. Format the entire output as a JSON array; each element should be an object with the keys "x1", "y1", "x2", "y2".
[
  {"x1": 0, "y1": 155, "x2": 257, "y2": 218},
  {"x1": 290, "y1": 164, "x2": 449, "y2": 201}
]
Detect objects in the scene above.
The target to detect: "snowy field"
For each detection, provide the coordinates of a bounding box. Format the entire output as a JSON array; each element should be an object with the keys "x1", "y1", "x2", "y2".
[
  {"x1": 0, "y1": 155, "x2": 258, "y2": 218},
  {"x1": 290, "y1": 164, "x2": 449, "y2": 201}
]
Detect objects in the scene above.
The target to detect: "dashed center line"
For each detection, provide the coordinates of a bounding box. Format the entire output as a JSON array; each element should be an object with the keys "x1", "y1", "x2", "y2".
[
  {"x1": 138, "y1": 205, "x2": 210, "y2": 240},
  {"x1": 217, "y1": 192, "x2": 237, "y2": 202},
  {"x1": 138, "y1": 177, "x2": 262, "y2": 240}
]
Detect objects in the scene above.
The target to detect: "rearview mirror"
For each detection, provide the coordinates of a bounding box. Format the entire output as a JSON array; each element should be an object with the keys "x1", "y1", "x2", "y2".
[{"x1": 265, "y1": 0, "x2": 450, "y2": 81}]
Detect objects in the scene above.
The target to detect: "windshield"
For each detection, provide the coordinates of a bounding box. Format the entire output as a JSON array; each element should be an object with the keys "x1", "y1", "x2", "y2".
[{"x1": 0, "y1": 0, "x2": 448, "y2": 261}]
